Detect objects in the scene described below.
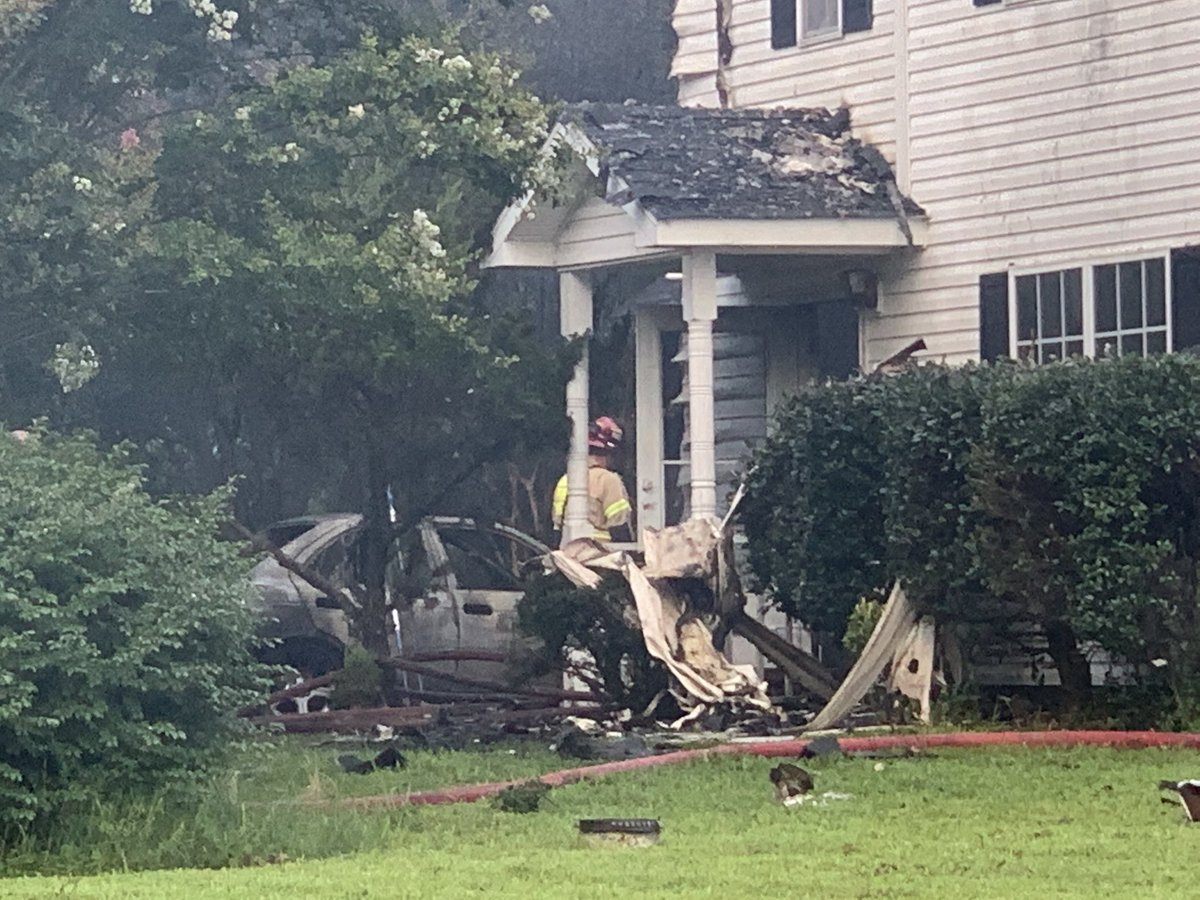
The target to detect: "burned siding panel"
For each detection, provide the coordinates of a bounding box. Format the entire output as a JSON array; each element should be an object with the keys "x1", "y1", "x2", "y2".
[
  {"x1": 708, "y1": 0, "x2": 898, "y2": 151},
  {"x1": 673, "y1": 0, "x2": 722, "y2": 105}
]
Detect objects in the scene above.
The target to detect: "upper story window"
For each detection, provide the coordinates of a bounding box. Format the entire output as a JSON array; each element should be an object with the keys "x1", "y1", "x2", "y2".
[
  {"x1": 803, "y1": 0, "x2": 840, "y2": 37},
  {"x1": 979, "y1": 254, "x2": 1180, "y2": 363},
  {"x1": 771, "y1": 0, "x2": 873, "y2": 49}
]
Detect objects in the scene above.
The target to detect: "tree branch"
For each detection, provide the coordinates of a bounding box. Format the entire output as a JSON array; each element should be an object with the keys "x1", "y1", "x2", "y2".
[{"x1": 231, "y1": 519, "x2": 362, "y2": 613}]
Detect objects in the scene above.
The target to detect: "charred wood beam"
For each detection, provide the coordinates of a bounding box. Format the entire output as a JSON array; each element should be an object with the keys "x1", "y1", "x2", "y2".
[
  {"x1": 252, "y1": 702, "x2": 616, "y2": 734},
  {"x1": 380, "y1": 656, "x2": 599, "y2": 703},
  {"x1": 405, "y1": 649, "x2": 509, "y2": 664},
  {"x1": 728, "y1": 611, "x2": 839, "y2": 701},
  {"x1": 390, "y1": 688, "x2": 556, "y2": 706},
  {"x1": 244, "y1": 650, "x2": 578, "y2": 717}
]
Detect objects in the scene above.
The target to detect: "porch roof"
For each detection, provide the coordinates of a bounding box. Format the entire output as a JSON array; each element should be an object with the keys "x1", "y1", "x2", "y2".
[
  {"x1": 486, "y1": 103, "x2": 926, "y2": 270},
  {"x1": 562, "y1": 103, "x2": 923, "y2": 222}
]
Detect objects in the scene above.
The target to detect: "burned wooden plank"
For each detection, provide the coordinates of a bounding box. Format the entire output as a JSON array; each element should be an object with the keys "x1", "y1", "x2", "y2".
[{"x1": 727, "y1": 611, "x2": 839, "y2": 701}]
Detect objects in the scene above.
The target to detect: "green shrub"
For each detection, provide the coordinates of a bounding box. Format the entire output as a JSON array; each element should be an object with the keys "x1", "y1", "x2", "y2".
[
  {"x1": 973, "y1": 355, "x2": 1200, "y2": 715},
  {"x1": 742, "y1": 378, "x2": 888, "y2": 635},
  {"x1": 744, "y1": 356, "x2": 1200, "y2": 718},
  {"x1": 515, "y1": 571, "x2": 667, "y2": 713},
  {"x1": 841, "y1": 597, "x2": 884, "y2": 658},
  {"x1": 331, "y1": 644, "x2": 383, "y2": 709},
  {"x1": 0, "y1": 430, "x2": 266, "y2": 834}
]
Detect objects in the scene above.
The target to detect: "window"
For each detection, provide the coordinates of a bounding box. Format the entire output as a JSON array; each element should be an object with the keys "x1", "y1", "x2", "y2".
[
  {"x1": 978, "y1": 255, "x2": 1173, "y2": 363},
  {"x1": 771, "y1": 0, "x2": 872, "y2": 49},
  {"x1": 437, "y1": 526, "x2": 542, "y2": 592},
  {"x1": 803, "y1": 0, "x2": 840, "y2": 38},
  {"x1": 1014, "y1": 268, "x2": 1084, "y2": 362},
  {"x1": 1093, "y1": 258, "x2": 1168, "y2": 358}
]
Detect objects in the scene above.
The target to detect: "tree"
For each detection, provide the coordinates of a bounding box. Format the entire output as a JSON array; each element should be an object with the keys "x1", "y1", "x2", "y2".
[{"x1": 141, "y1": 35, "x2": 570, "y2": 653}]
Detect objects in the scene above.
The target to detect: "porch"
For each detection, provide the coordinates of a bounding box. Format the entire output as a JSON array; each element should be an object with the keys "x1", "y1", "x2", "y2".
[{"x1": 486, "y1": 103, "x2": 927, "y2": 546}]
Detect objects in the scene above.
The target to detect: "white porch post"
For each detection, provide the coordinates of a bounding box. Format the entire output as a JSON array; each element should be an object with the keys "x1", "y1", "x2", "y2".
[
  {"x1": 634, "y1": 306, "x2": 665, "y2": 533},
  {"x1": 560, "y1": 271, "x2": 594, "y2": 545},
  {"x1": 682, "y1": 251, "x2": 718, "y2": 520}
]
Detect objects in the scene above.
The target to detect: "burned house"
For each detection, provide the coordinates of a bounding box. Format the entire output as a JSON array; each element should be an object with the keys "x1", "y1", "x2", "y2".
[{"x1": 485, "y1": 0, "x2": 1200, "y2": 687}]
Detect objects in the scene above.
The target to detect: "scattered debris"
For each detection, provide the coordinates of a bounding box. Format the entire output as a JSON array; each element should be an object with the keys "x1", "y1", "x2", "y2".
[
  {"x1": 552, "y1": 724, "x2": 652, "y2": 761},
  {"x1": 770, "y1": 763, "x2": 814, "y2": 806},
  {"x1": 578, "y1": 818, "x2": 662, "y2": 848},
  {"x1": 800, "y1": 792, "x2": 853, "y2": 806},
  {"x1": 799, "y1": 734, "x2": 843, "y2": 758},
  {"x1": 549, "y1": 515, "x2": 774, "y2": 729},
  {"x1": 493, "y1": 780, "x2": 553, "y2": 813},
  {"x1": 1158, "y1": 780, "x2": 1200, "y2": 820},
  {"x1": 336, "y1": 743, "x2": 407, "y2": 775}
]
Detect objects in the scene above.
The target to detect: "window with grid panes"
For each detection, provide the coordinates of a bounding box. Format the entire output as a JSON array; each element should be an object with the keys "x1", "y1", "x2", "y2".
[
  {"x1": 1009, "y1": 256, "x2": 1170, "y2": 361},
  {"x1": 1093, "y1": 258, "x2": 1168, "y2": 358},
  {"x1": 1014, "y1": 268, "x2": 1083, "y2": 363}
]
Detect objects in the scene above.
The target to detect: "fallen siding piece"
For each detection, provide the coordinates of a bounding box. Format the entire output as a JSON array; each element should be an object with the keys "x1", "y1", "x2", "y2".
[
  {"x1": 887, "y1": 615, "x2": 941, "y2": 723},
  {"x1": 551, "y1": 521, "x2": 774, "y2": 726},
  {"x1": 804, "y1": 582, "x2": 917, "y2": 732}
]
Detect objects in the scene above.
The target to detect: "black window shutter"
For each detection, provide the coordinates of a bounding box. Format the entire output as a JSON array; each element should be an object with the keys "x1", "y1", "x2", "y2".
[
  {"x1": 843, "y1": 0, "x2": 873, "y2": 33},
  {"x1": 1171, "y1": 247, "x2": 1200, "y2": 353},
  {"x1": 979, "y1": 272, "x2": 1010, "y2": 361},
  {"x1": 771, "y1": 0, "x2": 797, "y2": 49}
]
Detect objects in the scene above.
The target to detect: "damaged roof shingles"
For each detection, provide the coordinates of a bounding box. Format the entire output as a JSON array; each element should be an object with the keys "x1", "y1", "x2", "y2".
[{"x1": 562, "y1": 103, "x2": 924, "y2": 221}]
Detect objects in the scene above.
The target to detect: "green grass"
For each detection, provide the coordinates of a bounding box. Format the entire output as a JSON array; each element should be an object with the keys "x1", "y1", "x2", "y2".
[
  {"x1": 5, "y1": 741, "x2": 1200, "y2": 897},
  {"x1": 0, "y1": 735, "x2": 568, "y2": 877}
]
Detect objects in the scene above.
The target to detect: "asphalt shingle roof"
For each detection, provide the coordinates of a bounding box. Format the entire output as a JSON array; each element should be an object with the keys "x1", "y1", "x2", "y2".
[{"x1": 562, "y1": 103, "x2": 924, "y2": 221}]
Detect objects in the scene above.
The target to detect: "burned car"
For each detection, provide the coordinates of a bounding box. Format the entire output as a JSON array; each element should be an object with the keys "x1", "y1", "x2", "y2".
[{"x1": 250, "y1": 514, "x2": 550, "y2": 679}]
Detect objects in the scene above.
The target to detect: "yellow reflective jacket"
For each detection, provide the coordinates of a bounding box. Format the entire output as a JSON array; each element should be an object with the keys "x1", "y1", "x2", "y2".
[{"x1": 552, "y1": 465, "x2": 632, "y2": 541}]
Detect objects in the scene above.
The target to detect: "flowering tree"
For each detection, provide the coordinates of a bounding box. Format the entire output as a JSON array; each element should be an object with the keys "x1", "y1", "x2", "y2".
[{"x1": 144, "y1": 35, "x2": 568, "y2": 654}]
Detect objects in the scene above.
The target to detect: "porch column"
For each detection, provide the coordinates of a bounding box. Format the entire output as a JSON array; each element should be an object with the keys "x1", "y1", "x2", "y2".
[
  {"x1": 560, "y1": 271, "x2": 593, "y2": 545},
  {"x1": 682, "y1": 251, "x2": 718, "y2": 520}
]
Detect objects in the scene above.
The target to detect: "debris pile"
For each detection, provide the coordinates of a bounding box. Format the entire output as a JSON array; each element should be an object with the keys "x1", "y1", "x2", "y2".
[{"x1": 548, "y1": 515, "x2": 775, "y2": 730}]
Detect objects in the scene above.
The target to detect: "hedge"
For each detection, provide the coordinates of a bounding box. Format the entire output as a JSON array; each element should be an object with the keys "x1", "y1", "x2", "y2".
[{"x1": 743, "y1": 355, "x2": 1200, "y2": 717}]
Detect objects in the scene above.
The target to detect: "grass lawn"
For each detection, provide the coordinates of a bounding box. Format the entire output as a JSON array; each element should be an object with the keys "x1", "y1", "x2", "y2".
[{"x1": 5, "y1": 740, "x2": 1200, "y2": 898}]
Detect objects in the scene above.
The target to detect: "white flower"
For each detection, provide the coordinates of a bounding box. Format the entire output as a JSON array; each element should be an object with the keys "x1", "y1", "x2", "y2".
[
  {"x1": 413, "y1": 46, "x2": 444, "y2": 65},
  {"x1": 1152, "y1": 658, "x2": 1169, "y2": 668},
  {"x1": 442, "y1": 55, "x2": 473, "y2": 74},
  {"x1": 411, "y1": 209, "x2": 447, "y2": 259},
  {"x1": 234, "y1": 106, "x2": 251, "y2": 121},
  {"x1": 128, "y1": 0, "x2": 153, "y2": 14},
  {"x1": 347, "y1": 103, "x2": 365, "y2": 120},
  {"x1": 527, "y1": 4, "x2": 552, "y2": 24},
  {"x1": 72, "y1": 175, "x2": 93, "y2": 193},
  {"x1": 49, "y1": 342, "x2": 100, "y2": 393}
]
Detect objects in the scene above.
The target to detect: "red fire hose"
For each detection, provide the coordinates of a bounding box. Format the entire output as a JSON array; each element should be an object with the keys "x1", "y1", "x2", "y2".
[{"x1": 338, "y1": 729, "x2": 1200, "y2": 811}]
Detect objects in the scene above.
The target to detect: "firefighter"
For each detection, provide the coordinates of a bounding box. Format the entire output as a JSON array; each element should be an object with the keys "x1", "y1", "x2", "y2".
[{"x1": 552, "y1": 415, "x2": 633, "y2": 543}]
